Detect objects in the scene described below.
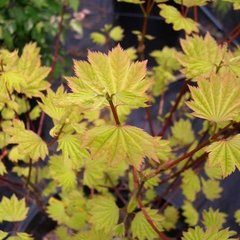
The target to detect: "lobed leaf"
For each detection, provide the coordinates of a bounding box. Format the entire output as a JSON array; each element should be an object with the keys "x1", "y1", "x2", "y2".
[
  {"x1": 234, "y1": 209, "x2": 240, "y2": 225},
  {"x1": 0, "y1": 194, "x2": 29, "y2": 222},
  {"x1": 131, "y1": 207, "x2": 164, "y2": 240},
  {"x1": 224, "y1": 0, "x2": 240, "y2": 9},
  {"x1": 174, "y1": 0, "x2": 208, "y2": 7},
  {"x1": 205, "y1": 134, "x2": 240, "y2": 177},
  {"x1": 158, "y1": 4, "x2": 198, "y2": 34},
  {"x1": 182, "y1": 201, "x2": 199, "y2": 226},
  {"x1": 201, "y1": 178, "x2": 222, "y2": 200},
  {"x1": 162, "y1": 206, "x2": 179, "y2": 231},
  {"x1": 82, "y1": 125, "x2": 159, "y2": 170},
  {"x1": 89, "y1": 197, "x2": 119, "y2": 233},
  {"x1": 186, "y1": 73, "x2": 240, "y2": 123}
]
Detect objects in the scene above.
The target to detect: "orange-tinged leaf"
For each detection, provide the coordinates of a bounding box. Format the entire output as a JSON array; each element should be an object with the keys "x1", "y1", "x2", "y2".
[
  {"x1": 186, "y1": 73, "x2": 240, "y2": 123},
  {"x1": 205, "y1": 134, "x2": 240, "y2": 177},
  {"x1": 82, "y1": 125, "x2": 159, "y2": 170},
  {"x1": 158, "y1": 4, "x2": 198, "y2": 34}
]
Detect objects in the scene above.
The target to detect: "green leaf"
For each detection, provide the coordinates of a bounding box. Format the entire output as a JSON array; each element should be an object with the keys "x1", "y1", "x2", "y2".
[
  {"x1": 181, "y1": 226, "x2": 205, "y2": 240},
  {"x1": 70, "y1": 19, "x2": 83, "y2": 36},
  {"x1": 16, "y1": 232, "x2": 33, "y2": 240},
  {"x1": 234, "y1": 209, "x2": 240, "y2": 225},
  {"x1": 114, "y1": 223, "x2": 125, "y2": 237},
  {"x1": 47, "y1": 198, "x2": 67, "y2": 224},
  {"x1": 205, "y1": 134, "x2": 240, "y2": 177},
  {"x1": 0, "y1": 71, "x2": 27, "y2": 93},
  {"x1": 181, "y1": 169, "x2": 201, "y2": 201},
  {"x1": 69, "y1": 0, "x2": 80, "y2": 12},
  {"x1": 64, "y1": 45, "x2": 151, "y2": 110},
  {"x1": 29, "y1": 105, "x2": 41, "y2": 120},
  {"x1": 0, "y1": 231, "x2": 8, "y2": 239},
  {"x1": 201, "y1": 178, "x2": 222, "y2": 201},
  {"x1": 177, "y1": 33, "x2": 224, "y2": 79},
  {"x1": 143, "y1": 168, "x2": 160, "y2": 189},
  {"x1": 174, "y1": 0, "x2": 208, "y2": 7},
  {"x1": 224, "y1": 0, "x2": 240, "y2": 9},
  {"x1": 158, "y1": 4, "x2": 198, "y2": 34},
  {"x1": 131, "y1": 207, "x2": 164, "y2": 240},
  {"x1": 186, "y1": 73, "x2": 240, "y2": 123},
  {"x1": 57, "y1": 133, "x2": 88, "y2": 162},
  {"x1": 202, "y1": 208, "x2": 227, "y2": 230},
  {"x1": 0, "y1": 161, "x2": 7, "y2": 176},
  {"x1": 109, "y1": 26, "x2": 124, "y2": 42},
  {"x1": 90, "y1": 32, "x2": 107, "y2": 45},
  {"x1": 182, "y1": 201, "x2": 199, "y2": 226},
  {"x1": 4, "y1": 119, "x2": 48, "y2": 161},
  {"x1": 171, "y1": 119, "x2": 195, "y2": 146},
  {"x1": 82, "y1": 125, "x2": 159, "y2": 170},
  {"x1": 204, "y1": 162, "x2": 222, "y2": 180},
  {"x1": 49, "y1": 155, "x2": 77, "y2": 191},
  {"x1": 162, "y1": 206, "x2": 179, "y2": 231},
  {"x1": 89, "y1": 197, "x2": 119, "y2": 233},
  {"x1": 0, "y1": 194, "x2": 29, "y2": 222}
]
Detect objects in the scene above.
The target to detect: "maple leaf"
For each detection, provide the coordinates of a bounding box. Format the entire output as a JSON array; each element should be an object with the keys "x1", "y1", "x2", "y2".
[
  {"x1": 81, "y1": 125, "x2": 159, "y2": 170},
  {"x1": 224, "y1": 0, "x2": 240, "y2": 10},
  {"x1": 63, "y1": 45, "x2": 150, "y2": 111},
  {"x1": 201, "y1": 178, "x2": 222, "y2": 200},
  {"x1": 186, "y1": 73, "x2": 240, "y2": 123},
  {"x1": 202, "y1": 208, "x2": 227, "y2": 230},
  {"x1": 205, "y1": 134, "x2": 240, "y2": 177},
  {"x1": 131, "y1": 208, "x2": 164, "y2": 240},
  {"x1": 90, "y1": 33, "x2": 106, "y2": 45},
  {"x1": 182, "y1": 201, "x2": 199, "y2": 226},
  {"x1": 89, "y1": 197, "x2": 119, "y2": 233},
  {"x1": 0, "y1": 194, "x2": 29, "y2": 222},
  {"x1": 161, "y1": 206, "x2": 179, "y2": 231},
  {"x1": 4, "y1": 119, "x2": 48, "y2": 161},
  {"x1": 181, "y1": 169, "x2": 201, "y2": 201},
  {"x1": 234, "y1": 209, "x2": 240, "y2": 225},
  {"x1": 174, "y1": 0, "x2": 209, "y2": 7},
  {"x1": 109, "y1": 26, "x2": 124, "y2": 42},
  {"x1": 158, "y1": 4, "x2": 199, "y2": 34},
  {"x1": 178, "y1": 33, "x2": 224, "y2": 79}
]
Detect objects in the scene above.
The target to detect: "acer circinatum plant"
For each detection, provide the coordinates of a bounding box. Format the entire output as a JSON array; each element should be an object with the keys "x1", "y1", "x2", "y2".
[{"x1": 0, "y1": 0, "x2": 240, "y2": 239}]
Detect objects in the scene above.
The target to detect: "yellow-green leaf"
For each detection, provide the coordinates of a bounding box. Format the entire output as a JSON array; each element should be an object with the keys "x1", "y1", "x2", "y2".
[
  {"x1": 162, "y1": 206, "x2": 179, "y2": 231},
  {"x1": 90, "y1": 32, "x2": 106, "y2": 45},
  {"x1": 117, "y1": 0, "x2": 145, "y2": 3},
  {"x1": 181, "y1": 226, "x2": 205, "y2": 240},
  {"x1": 0, "y1": 231, "x2": 8, "y2": 239},
  {"x1": 234, "y1": 209, "x2": 240, "y2": 225},
  {"x1": 109, "y1": 26, "x2": 124, "y2": 42},
  {"x1": 158, "y1": 4, "x2": 198, "y2": 34},
  {"x1": 205, "y1": 134, "x2": 240, "y2": 177},
  {"x1": 89, "y1": 197, "x2": 119, "y2": 233},
  {"x1": 131, "y1": 208, "x2": 164, "y2": 240},
  {"x1": 202, "y1": 208, "x2": 227, "y2": 230},
  {"x1": 0, "y1": 161, "x2": 7, "y2": 176},
  {"x1": 181, "y1": 169, "x2": 201, "y2": 201},
  {"x1": 16, "y1": 232, "x2": 34, "y2": 240},
  {"x1": 47, "y1": 199, "x2": 67, "y2": 224},
  {"x1": 174, "y1": 0, "x2": 208, "y2": 7},
  {"x1": 224, "y1": 0, "x2": 240, "y2": 9},
  {"x1": 201, "y1": 178, "x2": 222, "y2": 200},
  {"x1": 29, "y1": 105, "x2": 41, "y2": 120},
  {"x1": 0, "y1": 194, "x2": 29, "y2": 222},
  {"x1": 204, "y1": 161, "x2": 222, "y2": 180},
  {"x1": 182, "y1": 201, "x2": 199, "y2": 226},
  {"x1": 186, "y1": 73, "x2": 240, "y2": 123},
  {"x1": 82, "y1": 125, "x2": 159, "y2": 170},
  {"x1": 114, "y1": 223, "x2": 125, "y2": 237},
  {"x1": 4, "y1": 119, "x2": 48, "y2": 161}
]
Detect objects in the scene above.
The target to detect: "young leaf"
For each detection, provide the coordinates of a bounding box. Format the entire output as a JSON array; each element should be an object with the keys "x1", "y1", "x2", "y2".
[
  {"x1": 29, "y1": 105, "x2": 41, "y2": 120},
  {"x1": 171, "y1": 119, "x2": 195, "y2": 146},
  {"x1": 143, "y1": 168, "x2": 160, "y2": 189},
  {"x1": 204, "y1": 162, "x2": 222, "y2": 180},
  {"x1": 89, "y1": 197, "x2": 119, "y2": 233},
  {"x1": 114, "y1": 223, "x2": 125, "y2": 237},
  {"x1": 0, "y1": 161, "x2": 7, "y2": 176},
  {"x1": 177, "y1": 33, "x2": 223, "y2": 79},
  {"x1": 64, "y1": 45, "x2": 151, "y2": 110},
  {"x1": 224, "y1": 0, "x2": 240, "y2": 9},
  {"x1": 16, "y1": 232, "x2": 34, "y2": 240},
  {"x1": 118, "y1": 0, "x2": 145, "y2": 3},
  {"x1": 131, "y1": 207, "x2": 164, "y2": 240},
  {"x1": 0, "y1": 231, "x2": 8, "y2": 239},
  {"x1": 205, "y1": 134, "x2": 240, "y2": 177},
  {"x1": 82, "y1": 125, "x2": 159, "y2": 170},
  {"x1": 182, "y1": 201, "x2": 199, "y2": 226},
  {"x1": 186, "y1": 73, "x2": 240, "y2": 123},
  {"x1": 49, "y1": 155, "x2": 77, "y2": 191},
  {"x1": 174, "y1": 0, "x2": 208, "y2": 7},
  {"x1": 90, "y1": 32, "x2": 106, "y2": 45},
  {"x1": 0, "y1": 194, "x2": 29, "y2": 222},
  {"x1": 47, "y1": 199, "x2": 67, "y2": 224},
  {"x1": 181, "y1": 226, "x2": 205, "y2": 240},
  {"x1": 201, "y1": 178, "x2": 222, "y2": 201},
  {"x1": 4, "y1": 119, "x2": 48, "y2": 161},
  {"x1": 181, "y1": 169, "x2": 201, "y2": 201},
  {"x1": 161, "y1": 206, "x2": 179, "y2": 231},
  {"x1": 234, "y1": 209, "x2": 240, "y2": 225},
  {"x1": 158, "y1": 4, "x2": 199, "y2": 34},
  {"x1": 202, "y1": 208, "x2": 227, "y2": 230},
  {"x1": 109, "y1": 26, "x2": 124, "y2": 41}
]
